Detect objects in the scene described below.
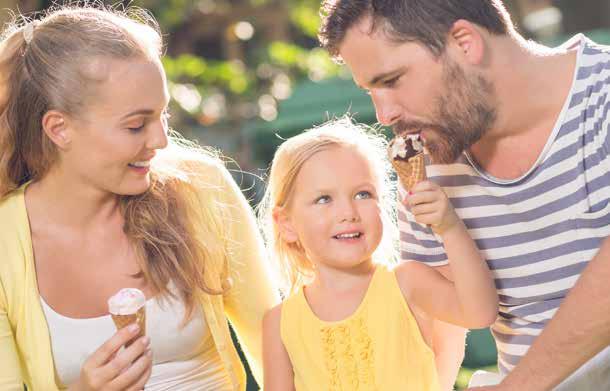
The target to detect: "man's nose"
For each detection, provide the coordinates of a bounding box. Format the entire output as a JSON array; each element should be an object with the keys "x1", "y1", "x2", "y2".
[{"x1": 370, "y1": 90, "x2": 401, "y2": 126}]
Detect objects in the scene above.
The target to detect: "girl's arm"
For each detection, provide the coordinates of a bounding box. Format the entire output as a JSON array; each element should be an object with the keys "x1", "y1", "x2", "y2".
[
  {"x1": 263, "y1": 305, "x2": 295, "y2": 391},
  {"x1": 410, "y1": 303, "x2": 466, "y2": 391},
  {"x1": 400, "y1": 180, "x2": 498, "y2": 328},
  {"x1": 432, "y1": 318, "x2": 466, "y2": 391}
]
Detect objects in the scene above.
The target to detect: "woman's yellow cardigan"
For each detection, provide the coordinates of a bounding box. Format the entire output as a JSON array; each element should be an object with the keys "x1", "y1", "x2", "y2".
[{"x1": 0, "y1": 163, "x2": 279, "y2": 390}]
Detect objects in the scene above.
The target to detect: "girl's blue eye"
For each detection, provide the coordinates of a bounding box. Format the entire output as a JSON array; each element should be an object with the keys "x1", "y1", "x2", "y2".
[
  {"x1": 315, "y1": 195, "x2": 331, "y2": 204},
  {"x1": 355, "y1": 191, "x2": 372, "y2": 200}
]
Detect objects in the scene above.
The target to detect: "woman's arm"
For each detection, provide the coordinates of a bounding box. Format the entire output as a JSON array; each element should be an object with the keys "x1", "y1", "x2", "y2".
[
  {"x1": 0, "y1": 317, "x2": 23, "y2": 391},
  {"x1": 262, "y1": 305, "x2": 295, "y2": 391},
  {"x1": 0, "y1": 285, "x2": 24, "y2": 391},
  {"x1": 215, "y1": 166, "x2": 281, "y2": 384}
]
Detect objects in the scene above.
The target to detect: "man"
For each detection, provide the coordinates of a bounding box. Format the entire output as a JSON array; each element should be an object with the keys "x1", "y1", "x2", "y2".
[{"x1": 318, "y1": 0, "x2": 610, "y2": 389}]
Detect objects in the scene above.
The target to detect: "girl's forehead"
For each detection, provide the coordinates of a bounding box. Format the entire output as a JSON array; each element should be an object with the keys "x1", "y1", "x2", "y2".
[{"x1": 296, "y1": 146, "x2": 380, "y2": 187}]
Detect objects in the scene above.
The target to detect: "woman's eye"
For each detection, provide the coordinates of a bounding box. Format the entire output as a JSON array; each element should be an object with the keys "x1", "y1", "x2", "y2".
[
  {"x1": 315, "y1": 195, "x2": 331, "y2": 204},
  {"x1": 355, "y1": 191, "x2": 372, "y2": 200},
  {"x1": 128, "y1": 124, "x2": 145, "y2": 133}
]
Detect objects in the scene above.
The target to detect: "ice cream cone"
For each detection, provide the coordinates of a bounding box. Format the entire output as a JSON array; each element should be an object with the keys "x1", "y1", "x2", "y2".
[
  {"x1": 391, "y1": 152, "x2": 426, "y2": 191},
  {"x1": 108, "y1": 288, "x2": 147, "y2": 347},
  {"x1": 388, "y1": 133, "x2": 426, "y2": 191},
  {"x1": 110, "y1": 307, "x2": 146, "y2": 347}
]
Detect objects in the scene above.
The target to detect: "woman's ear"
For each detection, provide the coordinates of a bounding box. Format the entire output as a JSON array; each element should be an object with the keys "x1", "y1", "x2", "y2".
[
  {"x1": 272, "y1": 206, "x2": 299, "y2": 243},
  {"x1": 41, "y1": 110, "x2": 71, "y2": 150}
]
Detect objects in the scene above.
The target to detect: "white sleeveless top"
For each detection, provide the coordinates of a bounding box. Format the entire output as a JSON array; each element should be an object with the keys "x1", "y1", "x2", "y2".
[{"x1": 40, "y1": 288, "x2": 232, "y2": 390}]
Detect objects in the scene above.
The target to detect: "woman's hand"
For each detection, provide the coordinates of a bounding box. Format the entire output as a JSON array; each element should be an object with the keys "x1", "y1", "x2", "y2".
[
  {"x1": 404, "y1": 180, "x2": 459, "y2": 235},
  {"x1": 69, "y1": 324, "x2": 152, "y2": 391}
]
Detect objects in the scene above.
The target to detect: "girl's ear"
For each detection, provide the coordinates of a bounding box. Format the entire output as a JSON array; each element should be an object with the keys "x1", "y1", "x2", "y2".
[{"x1": 273, "y1": 206, "x2": 299, "y2": 243}]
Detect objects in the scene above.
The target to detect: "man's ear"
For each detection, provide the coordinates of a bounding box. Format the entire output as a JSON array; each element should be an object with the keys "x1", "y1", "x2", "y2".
[
  {"x1": 41, "y1": 110, "x2": 71, "y2": 150},
  {"x1": 272, "y1": 206, "x2": 299, "y2": 243},
  {"x1": 447, "y1": 19, "x2": 485, "y2": 65}
]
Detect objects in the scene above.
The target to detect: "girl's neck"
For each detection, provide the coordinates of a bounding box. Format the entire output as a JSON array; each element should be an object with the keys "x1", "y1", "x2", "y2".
[{"x1": 310, "y1": 260, "x2": 376, "y2": 294}]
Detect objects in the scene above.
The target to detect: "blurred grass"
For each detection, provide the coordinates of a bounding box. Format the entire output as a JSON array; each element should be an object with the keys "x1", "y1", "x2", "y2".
[{"x1": 456, "y1": 365, "x2": 499, "y2": 390}]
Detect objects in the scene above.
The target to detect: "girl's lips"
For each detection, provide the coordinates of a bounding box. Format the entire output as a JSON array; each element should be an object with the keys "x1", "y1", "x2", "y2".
[{"x1": 333, "y1": 232, "x2": 363, "y2": 239}]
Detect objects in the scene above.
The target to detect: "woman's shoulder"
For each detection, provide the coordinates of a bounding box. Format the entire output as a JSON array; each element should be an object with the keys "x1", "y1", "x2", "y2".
[
  {"x1": 0, "y1": 187, "x2": 29, "y2": 288},
  {"x1": 0, "y1": 186, "x2": 27, "y2": 239}
]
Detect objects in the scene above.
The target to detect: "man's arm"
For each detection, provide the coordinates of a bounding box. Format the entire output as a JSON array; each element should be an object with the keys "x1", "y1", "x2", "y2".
[{"x1": 469, "y1": 236, "x2": 610, "y2": 390}]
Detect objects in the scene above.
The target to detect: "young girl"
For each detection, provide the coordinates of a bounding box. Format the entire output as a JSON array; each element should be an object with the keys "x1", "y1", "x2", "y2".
[
  {"x1": 0, "y1": 5, "x2": 277, "y2": 391},
  {"x1": 259, "y1": 118, "x2": 498, "y2": 390}
]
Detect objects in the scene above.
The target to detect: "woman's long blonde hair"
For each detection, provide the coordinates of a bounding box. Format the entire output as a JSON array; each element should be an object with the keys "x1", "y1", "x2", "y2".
[
  {"x1": 259, "y1": 117, "x2": 398, "y2": 295},
  {"x1": 0, "y1": 4, "x2": 231, "y2": 322}
]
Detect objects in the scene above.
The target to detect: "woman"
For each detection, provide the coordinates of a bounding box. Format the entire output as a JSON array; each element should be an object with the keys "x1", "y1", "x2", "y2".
[{"x1": 0, "y1": 4, "x2": 278, "y2": 390}]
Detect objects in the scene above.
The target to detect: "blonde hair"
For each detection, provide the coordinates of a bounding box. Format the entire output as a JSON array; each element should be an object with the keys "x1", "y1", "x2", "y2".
[
  {"x1": 0, "y1": 4, "x2": 231, "y2": 323},
  {"x1": 259, "y1": 117, "x2": 398, "y2": 294}
]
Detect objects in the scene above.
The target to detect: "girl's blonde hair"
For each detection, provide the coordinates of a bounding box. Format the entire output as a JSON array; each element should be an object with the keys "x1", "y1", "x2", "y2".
[
  {"x1": 0, "y1": 4, "x2": 231, "y2": 323},
  {"x1": 259, "y1": 117, "x2": 398, "y2": 294}
]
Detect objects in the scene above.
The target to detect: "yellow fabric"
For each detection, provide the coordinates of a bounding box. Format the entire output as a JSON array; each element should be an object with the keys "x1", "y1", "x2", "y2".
[
  {"x1": 280, "y1": 266, "x2": 440, "y2": 391},
  {"x1": 0, "y1": 162, "x2": 279, "y2": 391}
]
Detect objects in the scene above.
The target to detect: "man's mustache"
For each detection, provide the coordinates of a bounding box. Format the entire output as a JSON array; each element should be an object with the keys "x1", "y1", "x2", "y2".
[{"x1": 392, "y1": 120, "x2": 442, "y2": 136}]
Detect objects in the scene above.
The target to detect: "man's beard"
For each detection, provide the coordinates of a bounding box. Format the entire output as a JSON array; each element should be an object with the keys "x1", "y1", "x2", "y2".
[{"x1": 393, "y1": 59, "x2": 497, "y2": 164}]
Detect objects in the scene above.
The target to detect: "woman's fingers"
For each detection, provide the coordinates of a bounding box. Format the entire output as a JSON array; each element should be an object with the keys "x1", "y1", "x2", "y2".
[
  {"x1": 126, "y1": 364, "x2": 153, "y2": 391},
  {"x1": 106, "y1": 346, "x2": 153, "y2": 390},
  {"x1": 89, "y1": 324, "x2": 141, "y2": 367},
  {"x1": 99, "y1": 335, "x2": 151, "y2": 381}
]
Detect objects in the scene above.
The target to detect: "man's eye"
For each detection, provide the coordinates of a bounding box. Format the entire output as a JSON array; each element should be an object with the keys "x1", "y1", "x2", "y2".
[{"x1": 383, "y1": 76, "x2": 400, "y2": 87}]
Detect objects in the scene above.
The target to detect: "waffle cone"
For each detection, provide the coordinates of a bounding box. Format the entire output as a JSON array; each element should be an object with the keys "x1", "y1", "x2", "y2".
[
  {"x1": 111, "y1": 306, "x2": 146, "y2": 347},
  {"x1": 391, "y1": 152, "x2": 426, "y2": 191}
]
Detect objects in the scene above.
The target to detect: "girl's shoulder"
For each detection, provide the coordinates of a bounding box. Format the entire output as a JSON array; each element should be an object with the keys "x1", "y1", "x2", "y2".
[{"x1": 393, "y1": 260, "x2": 433, "y2": 296}]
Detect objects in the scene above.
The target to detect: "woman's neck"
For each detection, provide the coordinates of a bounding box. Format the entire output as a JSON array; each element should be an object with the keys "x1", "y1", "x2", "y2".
[{"x1": 26, "y1": 168, "x2": 122, "y2": 231}]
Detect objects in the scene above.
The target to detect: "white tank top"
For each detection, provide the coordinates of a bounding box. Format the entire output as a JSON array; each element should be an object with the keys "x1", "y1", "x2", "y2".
[{"x1": 40, "y1": 288, "x2": 232, "y2": 390}]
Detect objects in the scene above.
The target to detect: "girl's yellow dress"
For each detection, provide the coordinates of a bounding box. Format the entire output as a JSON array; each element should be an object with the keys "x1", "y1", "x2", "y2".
[{"x1": 280, "y1": 266, "x2": 440, "y2": 391}]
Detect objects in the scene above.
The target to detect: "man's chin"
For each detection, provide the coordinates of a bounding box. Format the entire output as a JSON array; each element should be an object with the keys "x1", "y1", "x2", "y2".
[{"x1": 427, "y1": 149, "x2": 463, "y2": 165}]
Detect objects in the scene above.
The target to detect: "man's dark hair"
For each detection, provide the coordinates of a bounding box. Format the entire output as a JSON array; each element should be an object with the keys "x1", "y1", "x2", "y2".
[{"x1": 319, "y1": 0, "x2": 512, "y2": 59}]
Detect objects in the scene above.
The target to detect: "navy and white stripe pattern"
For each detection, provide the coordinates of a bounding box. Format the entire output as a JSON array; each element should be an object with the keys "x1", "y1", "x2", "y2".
[{"x1": 398, "y1": 35, "x2": 610, "y2": 374}]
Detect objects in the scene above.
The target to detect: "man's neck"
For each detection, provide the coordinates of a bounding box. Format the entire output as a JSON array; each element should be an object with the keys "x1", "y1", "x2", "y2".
[{"x1": 469, "y1": 34, "x2": 579, "y2": 179}]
